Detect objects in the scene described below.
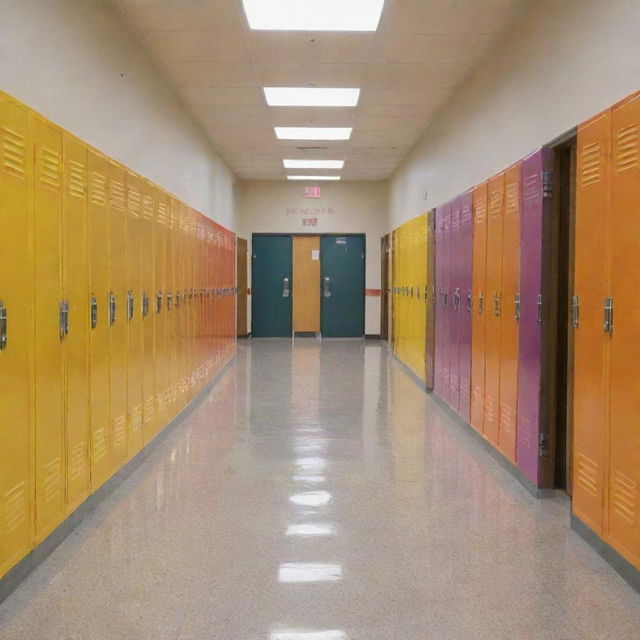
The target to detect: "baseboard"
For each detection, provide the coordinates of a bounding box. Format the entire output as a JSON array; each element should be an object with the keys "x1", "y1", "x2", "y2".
[
  {"x1": 571, "y1": 514, "x2": 640, "y2": 592},
  {"x1": 364, "y1": 334, "x2": 381, "y2": 340},
  {"x1": 237, "y1": 333, "x2": 251, "y2": 339},
  {"x1": 294, "y1": 331, "x2": 319, "y2": 338},
  {"x1": 0, "y1": 357, "x2": 236, "y2": 606}
]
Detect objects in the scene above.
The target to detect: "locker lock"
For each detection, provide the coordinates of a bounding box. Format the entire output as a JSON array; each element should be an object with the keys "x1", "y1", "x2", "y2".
[
  {"x1": 90, "y1": 295, "x2": 98, "y2": 329},
  {"x1": 156, "y1": 291, "x2": 163, "y2": 314},
  {"x1": 0, "y1": 301, "x2": 7, "y2": 351}
]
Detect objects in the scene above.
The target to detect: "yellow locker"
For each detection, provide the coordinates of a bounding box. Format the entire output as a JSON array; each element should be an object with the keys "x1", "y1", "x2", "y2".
[
  {"x1": 176, "y1": 203, "x2": 187, "y2": 407},
  {"x1": 167, "y1": 197, "x2": 179, "y2": 415},
  {"x1": 126, "y1": 171, "x2": 143, "y2": 456},
  {"x1": 33, "y1": 114, "x2": 65, "y2": 541},
  {"x1": 108, "y1": 161, "x2": 128, "y2": 468},
  {"x1": 141, "y1": 180, "x2": 156, "y2": 443},
  {"x1": 87, "y1": 149, "x2": 112, "y2": 489},
  {"x1": 62, "y1": 134, "x2": 90, "y2": 510},
  {"x1": 0, "y1": 94, "x2": 34, "y2": 576},
  {"x1": 154, "y1": 189, "x2": 168, "y2": 425}
]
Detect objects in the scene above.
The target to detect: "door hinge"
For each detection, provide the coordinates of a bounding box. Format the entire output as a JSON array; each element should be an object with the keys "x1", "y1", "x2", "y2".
[
  {"x1": 542, "y1": 170, "x2": 553, "y2": 198},
  {"x1": 571, "y1": 295, "x2": 580, "y2": 329},
  {"x1": 0, "y1": 301, "x2": 7, "y2": 351},
  {"x1": 539, "y1": 433, "x2": 549, "y2": 457},
  {"x1": 537, "y1": 294, "x2": 543, "y2": 324}
]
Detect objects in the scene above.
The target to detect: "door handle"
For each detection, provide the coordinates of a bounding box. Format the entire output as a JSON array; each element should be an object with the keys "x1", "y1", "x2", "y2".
[
  {"x1": 604, "y1": 297, "x2": 613, "y2": 334},
  {"x1": 142, "y1": 292, "x2": 149, "y2": 318},
  {"x1": 323, "y1": 276, "x2": 331, "y2": 298},
  {"x1": 571, "y1": 295, "x2": 580, "y2": 328},
  {"x1": 453, "y1": 287, "x2": 460, "y2": 310},
  {"x1": 90, "y1": 295, "x2": 98, "y2": 329},
  {"x1": 466, "y1": 290, "x2": 472, "y2": 313},
  {"x1": 59, "y1": 300, "x2": 69, "y2": 339},
  {"x1": 537, "y1": 294, "x2": 543, "y2": 324},
  {"x1": 0, "y1": 301, "x2": 7, "y2": 350},
  {"x1": 283, "y1": 277, "x2": 290, "y2": 298},
  {"x1": 109, "y1": 292, "x2": 116, "y2": 326},
  {"x1": 478, "y1": 291, "x2": 484, "y2": 314},
  {"x1": 514, "y1": 293, "x2": 521, "y2": 321}
]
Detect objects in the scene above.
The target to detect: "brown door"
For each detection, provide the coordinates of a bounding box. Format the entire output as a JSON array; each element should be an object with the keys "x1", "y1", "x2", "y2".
[
  {"x1": 236, "y1": 237, "x2": 248, "y2": 336},
  {"x1": 293, "y1": 235, "x2": 320, "y2": 333}
]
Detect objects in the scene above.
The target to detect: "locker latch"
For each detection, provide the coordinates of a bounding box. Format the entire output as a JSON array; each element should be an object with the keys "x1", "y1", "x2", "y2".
[
  {"x1": 466, "y1": 290, "x2": 472, "y2": 313},
  {"x1": 478, "y1": 291, "x2": 484, "y2": 314},
  {"x1": 156, "y1": 291, "x2": 163, "y2": 314},
  {"x1": 127, "y1": 291, "x2": 134, "y2": 320},
  {"x1": 109, "y1": 293, "x2": 116, "y2": 326},
  {"x1": 167, "y1": 293, "x2": 173, "y2": 311},
  {"x1": 542, "y1": 171, "x2": 553, "y2": 198},
  {"x1": 59, "y1": 300, "x2": 70, "y2": 340},
  {"x1": 453, "y1": 287, "x2": 460, "y2": 310},
  {"x1": 537, "y1": 294, "x2": 543, "y2": 325},
  {"x1": 0, "y1": 301, "x2": 7, "y2": 351},
  {"x1": 90, "y1": 295, "x2": 98, "y2": 329},
  {"x1": 604, "y1": 297, "x2": 614, "y2": 334},
  {"x1": 571, "y1": 295, "x2": 580, "y2": 329},
  {"x1": 175, "y1": 290, "x2": 181, "y2": 309},
  {"x1": 322, "y1": 277, "x2": 329, "y2": 298},
  {"x1": 493, "y1": 293, "x2": 500, "y2": 317},
  {"x1": 142, "y1": 292, "x2": 149, "y2": 318},
  {"x1": 442, "y1": 288, "x2": 449, "y2": 307},
  {"x1": 514, "y1": 293, "x2": 521, "y2": 321}
]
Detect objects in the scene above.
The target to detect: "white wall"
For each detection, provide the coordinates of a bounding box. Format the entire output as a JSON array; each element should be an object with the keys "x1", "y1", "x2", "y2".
[
  {"x1": 238, "y1": 180, "x2": 387, "y2": 335},
  {"x1": 0, "y1": 0, "x2": 237, "y2": 229},
  {"x1": 389, "y1": 0, "x2": 640, "y2": 229}
]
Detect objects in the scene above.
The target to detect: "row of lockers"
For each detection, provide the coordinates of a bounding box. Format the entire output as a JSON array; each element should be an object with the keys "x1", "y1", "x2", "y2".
[{"x1": 0, "y1": 91, "x2": 236, "y2": 580}]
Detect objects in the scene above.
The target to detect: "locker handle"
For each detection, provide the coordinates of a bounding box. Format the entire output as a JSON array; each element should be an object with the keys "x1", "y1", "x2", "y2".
[
  {"x1": 410, "y1": 286, "x2": 414, "y2": 298},
  {"x1": 156, "y1": 291, "x2": 163, "y2": 314},
  {"x1": 127, "y1": 291, "x2": 134, "y2": 320},
  {"x1": 323, "y1": 277, "x2": 331, "y2": 298},
  {"x1": 537, "y1": 294, "x2": 543, "y2": 325},
  {"x1": 432, "y1": 286, "x2": 436, "y2": 305},
  {"x1": 478, "y1": 292, "x2": 484, "y2": 314},
  {"x1": 284, "y1": 277, "x2": 291, "y2": 298},
  {"x1": 453, "y1": 287, "x2": 460, "y2": 310},
  {"x1": 142, "y1": 292, "x2": 149, "y2": 318},
  {"x1": 0, "y1": 301, "x2": 7, "y2": 350},
  {"x1": 175, "y1": 291, "x2": 181, "y2": 309},
  {"x1": 571, "y1": 295, "x2": 579, "y2": 329},
  {"x1": 442, "y1": 288, "x2": 449, "y2": 307},
  {"x1": 514, "y1": 293, "x2": 521, "y2": 321},
  {"x1": 466, "y1": 290, "x2": 472, "y2": 313},
  {"x1": 167, "y1": 293, "x2": 173, "y2": 312},
  {"x1": 90, "y1": 295, "x2": 98, "y2": 329},
  {"x1": 109, "y1": 293, "x2": 116, "y2": 326},
  {"x1": 59, "y1": 300, "x2": 69, "y2": 339},
  {"x1": 604, "y1": 297, "x2": 613, "y2": 334},
  {"x1": 493, "y1": 293, "x2": 500, "y2": 317}
]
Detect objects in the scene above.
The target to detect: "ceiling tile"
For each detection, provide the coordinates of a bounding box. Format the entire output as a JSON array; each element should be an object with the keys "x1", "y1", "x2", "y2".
[
  {"x1": 254, "y1": 63, "x2": 368, "y2": 88},
  {"x1": 162, "y1": 61, "x2": 257, "y2": 87},
  {"x1": 181, "y1": 87, "x2": 264, "y2": 106},
  {"x1": 141, "y1": 30, "x2": 251, "y2": 62},
  {"x1": 364, "y1": 63, "x2": 471, "y2": 89}
]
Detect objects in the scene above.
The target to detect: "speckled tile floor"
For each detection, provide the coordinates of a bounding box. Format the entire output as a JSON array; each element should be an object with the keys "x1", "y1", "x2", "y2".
[{"x1": 0, "y1": 340, "x2": 638, "y2": 640}]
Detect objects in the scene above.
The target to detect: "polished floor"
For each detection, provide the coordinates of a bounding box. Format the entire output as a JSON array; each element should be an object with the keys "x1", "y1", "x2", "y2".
[{"x1": 1, "y1": 340, "x2": 639, "y2": 640}]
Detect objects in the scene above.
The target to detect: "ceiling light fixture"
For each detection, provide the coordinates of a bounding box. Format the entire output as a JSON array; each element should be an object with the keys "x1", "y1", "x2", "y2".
[
  {"x1": 243, "y1": 0, "x2": 384, "y2": 31},
  {"x1": 275, "y1": 127, "x2": 352, "y2": 140},
  {"x1": 287, "y1": 175, "x2": 341, "y2": 181},
  {"x1": 264, "y1": 87, "x2": 360, "y2": 107},
  {"x1": 284, "y1": 160, "x2": 344, "y2": 169}
]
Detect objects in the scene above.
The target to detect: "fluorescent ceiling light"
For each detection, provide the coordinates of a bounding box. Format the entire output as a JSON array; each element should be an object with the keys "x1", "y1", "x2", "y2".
[
  {"x1": 264, "y1": 87, "x2": 360, "y2": 107},
  {"x1": 287, "y1": 175, "x2": 341, "y2": 181},
  {"x1": 275, "y1": 127, "x2": 352, "y2": 140},
  {"x1": 284, "y1": 160, "x2": 345, "y2": 169},
  {"x1": 243, "y1": 0, "x2": 384, "y2": 31}
]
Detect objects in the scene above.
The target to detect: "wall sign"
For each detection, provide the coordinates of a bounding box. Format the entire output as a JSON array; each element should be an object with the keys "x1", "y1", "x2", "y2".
[{"x1": 305, "y1": 186, "x2": 321, "y2": 198}]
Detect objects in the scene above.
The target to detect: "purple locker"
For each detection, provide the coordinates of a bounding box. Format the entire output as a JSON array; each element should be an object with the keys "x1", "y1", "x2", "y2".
[
  {"x1": 458, "y1": 190, "x2": 474, "y2": 422},
  {"x1": 441, "y1": 202, "x2": 452, "y2": 403},
  {"x1": 516, "y1": 148, "x2": 551, "y2": 485},
  {"x1": 434, "y1": 206, "x2": 445, "y2": 398},
  {"x1": 449, "y1": 198, "x2": 461, "y2": 410}
]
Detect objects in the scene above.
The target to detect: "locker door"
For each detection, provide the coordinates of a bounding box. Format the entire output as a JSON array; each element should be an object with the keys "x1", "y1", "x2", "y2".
[
  {"x1": 572, "y1": 115, "x2": 610, "y2": 531},
  {"x1": 414, "y1": 215, "x2": 427, "y2": 382},
  {"x1": 33, "y1": 115, "x2": 65, "y2": 541},
  {"x1": 483, "y1": 173, "x2": 505, "y2": 445},
  {"x1": 108, "y1": 161, "x2": 128, "y2": 468},
  {"x1": 608, "y1": 94, "x2": 640, "y2": 566},
  {"x1": 62, "y1": 134, "x2": 90, "y2": 510},
  {"x1": 458, "y1": 191, "x2": 473, "y2": 422},
  {"x1": 0, "y1": 95, "x2": 34, "y2": 576},
  {"x1": 434, "y1": 206, "x2": 444, "y2": 397},
  {"x1": 87, "y1": 150, "x2": 111, "y2": 489},
  {"x1": 498, "y1": 162, "x2": 522, "y2": 462},
  {"x1": 154, "y1": 190, "x2": 168, "y2": 425},
  {"x1": 126, "y1": 172, "x2": 143, "y2": 456},
  {"x1": 166, "y1": 198, "x2": 178, "y2": 414},
  {"x1": 449, "y1": 198, "x2": 461, "y2": 411},
  {"x1": 470, "y1": 184, "x2": 488, "y2": 433},
  {"x1": 441, "y1": 203, "x2": 451, "y2": 403},
  {"x1": 425, "y1": 210, "x2": 436, "y2": 390},
  {"x1": 141, "y1": 181, "x2": 155, "y2": 443}
]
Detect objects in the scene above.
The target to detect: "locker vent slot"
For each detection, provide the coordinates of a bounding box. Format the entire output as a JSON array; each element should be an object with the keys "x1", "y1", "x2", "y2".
[
  {"x1": 615, "y1": 124, "x2": 638, "y2": 173},
  {"x1": 92, "y1": 427, "x2": 108, "y2": 462},
  {"x1": 68, "y1": 160, "x2": 86, "y2": 198},
  {"x1": 157, "y1": 201, "x2": 167, "y2": 225},
  {"x1": 128, "y1": 188, "x2": 141, "y2": 217},
  {"x1": 69, "y1": 442, "x2": 87, "y2": 480},
  {"x1": 484, "y1": 394, "x2": 495, "y2": 423},
  {"x1": 39, "y1": 146, "x2": 61, "y2": 191},
  {"x1": 581, "y1": 142, "x2": 601, "y2": 186},
  {"x1": 90, "y1": 171, "x2": 106, "y2": 206},
  {"x1": 113, "y1": 414, "x2": 126, "y2": 448},
  {"x1": 3, "y1": 126, "x2": 26, "y2": 178},
  {"x1": 144, "y1": 396, "x2": 155, "y2": 422},
  {"x1": 143, "y1": 195, "x2": 154, "y2": 219},
  {"x1": 576, "y1": 453, "x2": 599, "y2": 497},
  {"x1": 489, "y1": 189, "x2": 502, "y2": 218},
  {"x1": 4, "y1": 482, "x2": 27, "y2": 534},
  {"x1": 42, "y1": 457, "x2": 62, "y2": 504},
  {"x1": 461, "y1": 202, "x2": 472, "y2": 225},
  {"x1": 110, "y1": 180, "x2": 125, "y2": 211},
  {"x1": 523, "y1": 174, "x2": 539, "y2": 204},
  {"x1": 131, "y1": 406, "x2": 143, "y2": 431},
  {"x1": 506, "y1": 181, "x2": 519, "y2": 214},
  {"x1": 499, "y1": 403, "x2": 513, "y2": 434},
  {"x1": 612, "y1": 471, "x2": 636, "y2": 525}
]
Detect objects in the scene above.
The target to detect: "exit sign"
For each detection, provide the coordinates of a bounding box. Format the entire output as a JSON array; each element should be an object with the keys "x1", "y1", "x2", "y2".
[{"x1": 305, "y1": 186, "x2": 321, "y2": 198}]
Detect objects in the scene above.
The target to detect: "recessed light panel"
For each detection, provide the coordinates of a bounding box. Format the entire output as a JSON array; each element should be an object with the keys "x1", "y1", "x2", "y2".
[
  {"x1": 264, "y1": 88, "x2": 360, "y2": 107},
  {"x1": 243, "y1": 0, "x2": 384, "y2": 31},
  {"x1": 284, "y1": 160, "x2": 344, "y2": 169},
  {"x1": 275, "y1": 127, "x2": 352, "y2": 140},
  {"x1": 287, "y1": 176, "x2": 341, "y2": 181}
]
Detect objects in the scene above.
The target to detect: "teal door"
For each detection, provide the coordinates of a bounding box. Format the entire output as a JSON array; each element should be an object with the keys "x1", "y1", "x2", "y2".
[
  {"x1": 252, "y1": 235, "x2": 292, "y2": 337},
  {"x1": 321, "y1": 235, "x2": 365, "y2": 337}
]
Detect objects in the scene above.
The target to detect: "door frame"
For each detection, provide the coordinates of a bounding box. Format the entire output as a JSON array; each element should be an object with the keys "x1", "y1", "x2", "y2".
[
  {"x1": 380, "y1": 234, "x2": 390, "y2": 342},
  {"x1": 236, "y1": 237, "x2": 248, "y2": 337}
]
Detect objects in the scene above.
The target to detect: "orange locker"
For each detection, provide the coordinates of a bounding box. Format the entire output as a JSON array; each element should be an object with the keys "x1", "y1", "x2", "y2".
[
  {"x1": 126, "y1": 172, "x2": 143, "y2": 456},
  {"x1": 573, "y1": 110, "x2": 611, "y2": 535},
  {"x1": 141, "y1": 180, "x2": 155, "y2": 443},
  {"x1": 108, "y1": 161, "x2": 128, "y2": 468},
  {"x1": 62, "y1": 134, "x2": 91, "y2": 510},
  {"x1": 607, "y1": 93, "x2": 640, "y2": 567},
  {"x1": 497, "y1": 162, "x2": 521, "y2": 461},
  {"x1": 154, "y1": 189, "x2": 168, "y2": 424},
  {"x1": 0, "y1": 95, "x2": 34, "y2": 575},
  {"x1": 166, "y1": 197, "x2": 178, "y2": 415},
  {"x1": 470, "y1": 183, "x2": 488, "y2": 433},
  {"x1": 33, "y1": 115, "x2": 65, "y2": 541},
  {"x1": 87, "y1": 149, "x2": 112, "y2": 489},
  {"x1": 483, "y1": 173, "x2": 505, "y2": 446}
]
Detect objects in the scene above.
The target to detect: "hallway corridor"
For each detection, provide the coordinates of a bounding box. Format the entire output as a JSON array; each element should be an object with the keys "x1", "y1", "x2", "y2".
[{"x1": 0, "y1": 340, "x2": 638, "y2": 640}]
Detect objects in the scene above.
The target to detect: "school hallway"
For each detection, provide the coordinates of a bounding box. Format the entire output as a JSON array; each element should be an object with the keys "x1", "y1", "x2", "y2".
[{"x1": 0, "y1": 340, "x2": 638, "y2": 640}]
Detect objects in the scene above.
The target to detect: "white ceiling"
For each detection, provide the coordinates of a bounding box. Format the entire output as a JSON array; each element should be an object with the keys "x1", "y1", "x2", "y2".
[{"x1": 114, "y1": 0, "x2": 532, "y2": 181}]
